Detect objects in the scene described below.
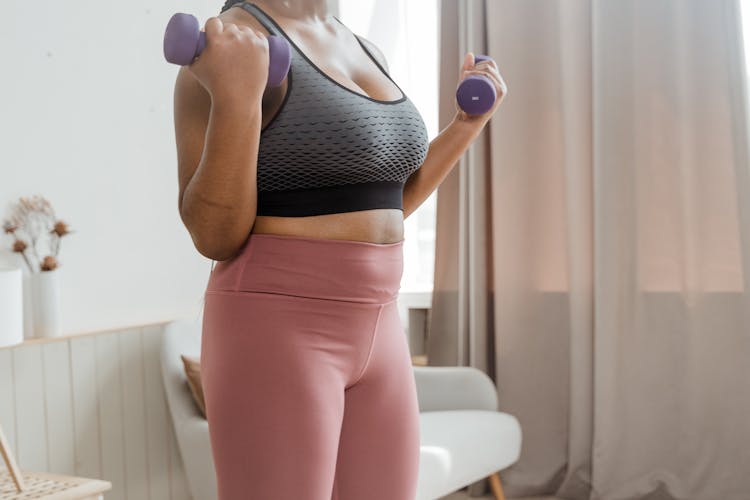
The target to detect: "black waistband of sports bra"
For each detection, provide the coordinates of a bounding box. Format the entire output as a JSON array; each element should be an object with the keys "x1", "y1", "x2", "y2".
[{"x1": 256, "y1": 180, "x2": 405, "y2": 217}]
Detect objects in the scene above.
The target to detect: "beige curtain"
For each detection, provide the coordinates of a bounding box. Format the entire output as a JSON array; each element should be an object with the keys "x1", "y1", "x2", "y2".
[{"x1": 428, "y1": 1, "x2": 750, "y2": 499}]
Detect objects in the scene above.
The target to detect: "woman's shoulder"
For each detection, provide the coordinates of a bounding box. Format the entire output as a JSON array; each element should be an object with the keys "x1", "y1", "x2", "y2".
[{"x1": 219, "y1": 3, "x2": 273, "y2": 37}]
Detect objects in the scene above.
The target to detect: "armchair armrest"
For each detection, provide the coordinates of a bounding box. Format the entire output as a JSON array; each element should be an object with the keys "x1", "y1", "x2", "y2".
[{"x1": 413, "y1": 366, "x2": 498, "y2": 412}]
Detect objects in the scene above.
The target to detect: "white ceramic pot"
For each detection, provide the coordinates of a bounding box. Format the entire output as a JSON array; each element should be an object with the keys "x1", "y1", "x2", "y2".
[
  {"x1": 0, "y1": 266, "x2": 24, "y2": 347},
  {"x1": 30, "y1": 269, "x2": 61, "y2": 338}
]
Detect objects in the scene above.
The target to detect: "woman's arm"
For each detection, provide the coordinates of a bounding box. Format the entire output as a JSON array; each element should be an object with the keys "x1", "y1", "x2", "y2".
[
  {"x1": 402, "y1": 116, "x2": 485, "y2": 220},
  {"x1": 175, "y1": 70, "x2": 263, "y2": 261},
  {"x1": 175, "y1": 17, "x2": 271, "y2": 261},
  {"x1": 402, "y1": 53, "x2": 507, "y2": 220}
]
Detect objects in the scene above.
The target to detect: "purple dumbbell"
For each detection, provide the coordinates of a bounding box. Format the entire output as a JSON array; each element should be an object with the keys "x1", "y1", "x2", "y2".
[
  {"x1": 456, "y1": 54, "x2": 497, "y2": 115},
  {"x1": 163, "y1": 13, "x2": 292, "y2": 87}
]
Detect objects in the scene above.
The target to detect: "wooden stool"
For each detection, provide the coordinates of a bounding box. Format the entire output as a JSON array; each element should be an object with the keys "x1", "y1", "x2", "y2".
[
  {"x1": 1, "y1": 422, "x2": 111, "y2": 499},
  {"x1": 0, "y1": 470, "x2": 111, "y2": 499}
]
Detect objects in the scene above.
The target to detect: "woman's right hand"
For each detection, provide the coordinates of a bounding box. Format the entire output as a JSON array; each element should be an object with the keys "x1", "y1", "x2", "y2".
[{"x1": 186, "y1": 17, "x2": 270, "y2": 103}]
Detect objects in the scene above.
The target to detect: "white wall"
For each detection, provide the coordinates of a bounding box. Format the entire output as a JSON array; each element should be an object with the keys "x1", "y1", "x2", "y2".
[
  {"x1": 0, "y1": 0, "x2": 241, "y2": 337},
  {"x1": 0, "y1": 324, "x2": 193, "y2": 499}
]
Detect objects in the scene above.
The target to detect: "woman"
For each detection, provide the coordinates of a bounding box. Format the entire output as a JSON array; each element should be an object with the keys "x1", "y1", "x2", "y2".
[{"x1": 173, "y1": 1, "x2": 506, "y2": 498}]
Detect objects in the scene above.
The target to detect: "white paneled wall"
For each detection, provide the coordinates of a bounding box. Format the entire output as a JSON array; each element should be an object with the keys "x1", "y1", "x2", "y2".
[{"x1": 0, "y1": 324, "x2": 192, "y2": 500}]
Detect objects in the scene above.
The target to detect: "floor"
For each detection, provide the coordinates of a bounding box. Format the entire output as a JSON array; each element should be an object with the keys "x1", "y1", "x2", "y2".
[{"x1": 439, "y1": 490, "x2": 560, "y2": 500}]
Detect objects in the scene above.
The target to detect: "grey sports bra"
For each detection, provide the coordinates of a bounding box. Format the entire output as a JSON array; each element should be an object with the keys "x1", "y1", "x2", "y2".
[{"x1": 229, "y1": 1, "x2": 430, "y2": 217}]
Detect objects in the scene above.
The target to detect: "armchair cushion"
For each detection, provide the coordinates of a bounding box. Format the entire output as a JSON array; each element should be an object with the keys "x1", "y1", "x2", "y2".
[
  {"x1": 181, "y1": 354, "x2": 207, "y2": 418},
  {"x1": 413, "y1": 366, "x2": 499, "y2": 412}
]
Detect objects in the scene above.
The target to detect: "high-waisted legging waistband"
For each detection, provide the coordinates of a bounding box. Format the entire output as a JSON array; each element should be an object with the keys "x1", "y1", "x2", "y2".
[{"x1": 205, "y1": 232, "x2": 404, "y2": 304}]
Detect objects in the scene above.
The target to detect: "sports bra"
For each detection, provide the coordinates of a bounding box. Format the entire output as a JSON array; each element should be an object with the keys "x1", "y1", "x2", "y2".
[{"x1": 228, "y1": 1, "x2": 430, "y2": 217}]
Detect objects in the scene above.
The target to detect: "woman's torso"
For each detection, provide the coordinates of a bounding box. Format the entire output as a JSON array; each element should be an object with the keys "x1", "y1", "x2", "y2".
[{"x1": 220, "y1": 1, "x2": 428, "y2": 244}]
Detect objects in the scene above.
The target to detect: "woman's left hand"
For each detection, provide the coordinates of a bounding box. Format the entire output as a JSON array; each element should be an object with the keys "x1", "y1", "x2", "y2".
[{"x1": 453, "y1": 52, "x2": 507, "y2": 129}]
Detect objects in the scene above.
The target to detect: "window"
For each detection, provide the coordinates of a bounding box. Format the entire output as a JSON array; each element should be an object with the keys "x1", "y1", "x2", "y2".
[{"x1": 337, "y1": 0, "x2": 439, "y2": 293}]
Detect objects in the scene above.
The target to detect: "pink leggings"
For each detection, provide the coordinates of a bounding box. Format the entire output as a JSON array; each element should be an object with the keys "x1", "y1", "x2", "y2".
[{"x1": 200, "y1": 233, "x2": 420, "y2": 500}]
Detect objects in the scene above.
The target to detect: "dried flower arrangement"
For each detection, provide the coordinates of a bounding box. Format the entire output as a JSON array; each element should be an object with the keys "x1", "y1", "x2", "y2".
[{"x1": 2, "y1": 195, "x2": 73, "y2": 273}]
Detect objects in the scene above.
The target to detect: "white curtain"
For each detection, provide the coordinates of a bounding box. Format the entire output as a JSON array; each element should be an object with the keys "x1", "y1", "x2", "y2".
[{"x1": 430, "y1": 1, "x2": 750, "y2": 498}]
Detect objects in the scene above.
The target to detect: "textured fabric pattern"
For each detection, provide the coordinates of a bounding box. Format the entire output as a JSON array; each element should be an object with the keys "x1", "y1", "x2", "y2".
[{"x1": 232, "y1": 2, "x2": 430, "y2": 215}]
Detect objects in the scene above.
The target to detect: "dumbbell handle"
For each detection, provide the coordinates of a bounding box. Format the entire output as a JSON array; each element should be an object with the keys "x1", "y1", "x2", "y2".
[
  {"x1": 456, "y1": 54, "x2": 497, "y2": 115},
  {"x1": 163, "y1": 13, "x2": 291, "y2": 87}
]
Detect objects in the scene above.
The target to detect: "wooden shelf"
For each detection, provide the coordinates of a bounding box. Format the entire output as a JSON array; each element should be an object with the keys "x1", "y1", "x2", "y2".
[{"x1": 0, "y1": 319, "x2": 170, "y2": 351}]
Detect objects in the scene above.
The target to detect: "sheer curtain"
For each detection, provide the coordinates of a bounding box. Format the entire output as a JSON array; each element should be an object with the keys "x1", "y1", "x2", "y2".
[{"x1": 429, "y1": 1, "x2": 750, "y2": 498}]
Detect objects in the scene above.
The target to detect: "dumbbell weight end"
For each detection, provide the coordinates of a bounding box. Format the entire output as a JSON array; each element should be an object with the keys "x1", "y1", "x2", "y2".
[
  {"x1": 163, "y1": 13, "x2": 291, "y2": 88},
  {"x1": 456, "y1": 54, "x2": 497, "y2": 115}
]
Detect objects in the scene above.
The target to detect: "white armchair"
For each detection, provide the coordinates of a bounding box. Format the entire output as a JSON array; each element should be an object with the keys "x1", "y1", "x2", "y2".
[
  {"x1": 413, "y1": 366, "x2": 521, "y2": 499},
  {"x1": 161, "y1": 316, "x2": 521, "y2": 500}
]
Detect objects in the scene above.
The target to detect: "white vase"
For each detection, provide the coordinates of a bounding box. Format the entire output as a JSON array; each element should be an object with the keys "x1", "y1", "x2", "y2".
[
  {"x1": 30, "y1": 269, "x2": 62, "y2": 338},
  {"x1": 0, "y1": 266, "x2": 24, "y2": 347}
]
